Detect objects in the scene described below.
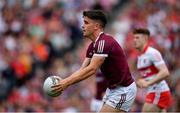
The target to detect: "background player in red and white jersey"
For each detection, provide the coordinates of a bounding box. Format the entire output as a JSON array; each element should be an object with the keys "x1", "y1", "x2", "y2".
[
  {"x1": 52, "y1": 10, "x2": 137, "y2": 112},
  {"x1": 133, "y1": 28, "x2": 173, "y2": 112}
]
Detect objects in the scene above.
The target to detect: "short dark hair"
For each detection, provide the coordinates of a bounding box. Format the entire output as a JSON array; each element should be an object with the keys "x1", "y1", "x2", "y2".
[
  {"x1": 133, "y1": 28, "x2": 150, "y2": 36},
  {"x1": 83, "y1": 10, "x2": 107, "y2": 28}
]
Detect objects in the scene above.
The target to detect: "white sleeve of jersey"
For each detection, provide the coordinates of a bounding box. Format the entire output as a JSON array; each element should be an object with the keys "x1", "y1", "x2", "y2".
[{"x1": 150, "y1": 49, "x2": 165, "y2": 66}]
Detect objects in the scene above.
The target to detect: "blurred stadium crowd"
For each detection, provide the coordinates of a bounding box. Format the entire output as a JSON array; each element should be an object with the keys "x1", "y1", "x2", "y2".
[{"x1": 0, "y1": 0, "x2": 179, "y2": 112}]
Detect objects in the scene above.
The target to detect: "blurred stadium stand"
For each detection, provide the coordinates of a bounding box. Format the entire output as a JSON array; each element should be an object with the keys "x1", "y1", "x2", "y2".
[{"x1": 0, "y1": 0, "x2": 179, "y2": 112}]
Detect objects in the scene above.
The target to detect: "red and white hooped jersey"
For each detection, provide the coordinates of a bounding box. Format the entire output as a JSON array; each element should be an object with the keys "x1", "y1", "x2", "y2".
[{"x1": 137, "y1": 46, "x2": 170, "y2": 93}]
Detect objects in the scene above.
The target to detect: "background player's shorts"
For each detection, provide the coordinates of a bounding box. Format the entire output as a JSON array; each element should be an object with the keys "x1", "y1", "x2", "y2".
[
  {"x1": 90, "y1": 98, "x2": 103, "y2": 112},
  {"x1": 102, "y1": 82, "x2": 137, "y2": 112},
  {"x1": 145, "y1": 91, "x2": 173, "y2": 109}
]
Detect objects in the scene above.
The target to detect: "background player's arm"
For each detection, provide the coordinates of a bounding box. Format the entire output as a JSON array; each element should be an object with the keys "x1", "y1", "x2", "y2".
[
  {"x1": 136, "y1": 74, "x2": 143, "y2": 88},
  {"x1": 147, "y1": 64, "x2": 170, "y2": 86},
  {"x1": 146, "y1": 50, "x2": 170, "y2": 86},
  {"x1": 137, "y1": 64, "x2": 170, "y2": 88}
]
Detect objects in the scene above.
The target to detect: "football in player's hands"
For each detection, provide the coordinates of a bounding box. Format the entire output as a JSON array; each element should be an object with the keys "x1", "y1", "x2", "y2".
[{"x1": 43, "y1": 76, "x2": 62, "y2": 97}]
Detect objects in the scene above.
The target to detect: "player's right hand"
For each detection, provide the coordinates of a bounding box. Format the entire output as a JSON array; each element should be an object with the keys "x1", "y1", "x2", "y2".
[{"x1": 51, "y1": 79, "x2": 67, "y2": 95}]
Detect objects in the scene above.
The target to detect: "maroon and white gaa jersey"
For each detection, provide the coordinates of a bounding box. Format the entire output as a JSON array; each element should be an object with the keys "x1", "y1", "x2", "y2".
[{"x1": 86, "y1": 33, "x2": 134, "y2": 89}]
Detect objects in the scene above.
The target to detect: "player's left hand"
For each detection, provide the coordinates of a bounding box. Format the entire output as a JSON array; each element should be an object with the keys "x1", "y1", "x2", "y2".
[
  {"x1": 51, "y1": 80, "x2": 68, "y2": 95},
  {"x1": 137, "y1": 79, "x2": 150, "y2": 88}
]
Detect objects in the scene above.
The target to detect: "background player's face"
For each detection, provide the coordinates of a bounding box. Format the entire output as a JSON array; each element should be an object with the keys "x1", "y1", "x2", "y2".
[
  {"x1": 82, "y1": 16, "x2": 96, "y2": 38},
  {"x1": 133, "y1": 34, "x2": 147, "y2": 50}
]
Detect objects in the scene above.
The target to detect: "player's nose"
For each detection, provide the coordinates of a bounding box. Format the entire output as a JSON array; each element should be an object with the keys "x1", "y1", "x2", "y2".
[{"x1": 133, "y1": 38, "x2": 137, "y2": 42}]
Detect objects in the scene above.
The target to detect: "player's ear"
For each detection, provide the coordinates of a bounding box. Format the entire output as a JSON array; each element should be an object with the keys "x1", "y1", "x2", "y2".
[
  {"x1": 94, "y1": 22, "x2": 100, "y2": 29},
  {"x1": 145, "y1": 35, "x2": 149, "y2": 41}
]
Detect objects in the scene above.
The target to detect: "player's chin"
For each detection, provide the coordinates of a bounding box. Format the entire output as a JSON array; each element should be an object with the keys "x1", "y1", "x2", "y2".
[
  {"x1": 83, "y1": 34, "x2": 88, "y2": 38},
  {"x1": 134, "y1": 44, "x2": 139, "y2": 49},
  {"x1": 135, "y1": 46, "x2": 139, "y2": 50}
]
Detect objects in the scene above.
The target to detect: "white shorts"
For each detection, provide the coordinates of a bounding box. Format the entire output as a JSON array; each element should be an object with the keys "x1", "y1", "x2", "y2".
[
  {"x1": 90, "y1": 98, "x2": 103, "y2": 112},
  {"x1": 102, "y1": 82, "x2": 137, "y2": 112}
]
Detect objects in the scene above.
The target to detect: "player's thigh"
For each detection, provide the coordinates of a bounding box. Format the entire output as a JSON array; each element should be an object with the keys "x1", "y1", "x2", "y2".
[
  {"x1": 142, "y1": 102, "x2": 161, "y2": 112},
  {"x1": 100, "y1": 104, "x2": 125, "y2": 113}
]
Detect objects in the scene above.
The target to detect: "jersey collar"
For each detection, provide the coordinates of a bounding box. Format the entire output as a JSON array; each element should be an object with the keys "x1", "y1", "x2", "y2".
[
  {"x1": 95, "y1": 32, "x2": 104, "y2": 43},
  {"x1": 93, "y1": 32, "x2": 103, "y2": 47},
  {"x1": 142, "y1": 43, "x2": 149, "y2": 54}
]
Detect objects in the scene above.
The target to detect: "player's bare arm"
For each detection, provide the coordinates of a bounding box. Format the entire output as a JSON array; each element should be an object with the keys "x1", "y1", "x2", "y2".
[
  {"x1": 135, "y1": 74, "x2": 143, "y2": 88},
  {"x1": 137, "y1": 64, "x2": 169, "y2": 88},
  {"x1": 146, "y1": 64, "x2": 169, "y2": 86},
  {"x1": 51, "y1": 56, "x2": 105, "y2": 94},
  {"x1": 79, "y1": 58, "x2": 91, "y2": 70}
]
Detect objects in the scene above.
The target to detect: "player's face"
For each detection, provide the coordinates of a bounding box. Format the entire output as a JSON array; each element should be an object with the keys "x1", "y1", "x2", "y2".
[
  {"x1": 133, "y1": 34, "x2": 147, "y2": 50},
  {"x1": 82, "y1": 16, "x2": 96, "y2": 38}
]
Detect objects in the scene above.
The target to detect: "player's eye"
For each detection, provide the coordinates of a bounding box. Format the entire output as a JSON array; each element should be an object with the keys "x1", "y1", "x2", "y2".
[
  {"x1": 135, "y1": 36, "x2": 140, "y2": 39},
  {"x1": 84, "y1": 20, "x2": 89, "y2": 24}
]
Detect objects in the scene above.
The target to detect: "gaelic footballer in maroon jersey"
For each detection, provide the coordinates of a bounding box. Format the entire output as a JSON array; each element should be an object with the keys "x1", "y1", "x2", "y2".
[
  {"x1": 52, "y1": 10, "x2": 137, "y2": 112},
  {"x1": 86, "y1": 33, "x2": 134, "y2": 89}
]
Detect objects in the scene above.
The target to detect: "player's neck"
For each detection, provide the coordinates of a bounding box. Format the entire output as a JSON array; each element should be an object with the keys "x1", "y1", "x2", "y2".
[
  {"x1": 140, "y1": 43, "x2": 149, "y2": 53},
  {"x1": 92, "y1": 29, "x2": 103, "y2": 42}
]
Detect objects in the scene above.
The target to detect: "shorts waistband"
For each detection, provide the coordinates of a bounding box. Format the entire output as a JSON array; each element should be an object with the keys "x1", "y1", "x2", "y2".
[{"x1": 108, "y1": 81, "x2": 134, "y2": 89}]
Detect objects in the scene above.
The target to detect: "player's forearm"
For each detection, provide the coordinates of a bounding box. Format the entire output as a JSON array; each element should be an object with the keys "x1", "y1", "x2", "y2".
[
  {"x1": 148, "y1": 70, "x2": 169, "y2": 86},
  {"x1": 79, "y1": 58, "x2": 90, "y2": 70},
  {"x1": 135, "y1": 76, "x2": 143, "y2": 88},
  {"x1": 63, "y1": 66, "x2": 96, "y2": 87}
]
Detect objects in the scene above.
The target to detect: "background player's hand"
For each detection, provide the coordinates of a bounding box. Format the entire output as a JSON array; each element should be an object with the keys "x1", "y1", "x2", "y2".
[
  {"x1": 136, "y1": 79, "x2": 150, "y2": 88},
  {"x1": 51, "y1": 80, "x2": 68, "y2": 95}
]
